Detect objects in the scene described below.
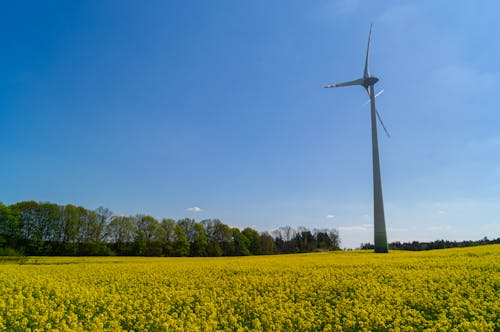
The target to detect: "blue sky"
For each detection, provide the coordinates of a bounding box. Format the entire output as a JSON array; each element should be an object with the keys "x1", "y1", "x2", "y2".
[{"x1": 1, "y1": 1, "x2": 499, "y2": 248}]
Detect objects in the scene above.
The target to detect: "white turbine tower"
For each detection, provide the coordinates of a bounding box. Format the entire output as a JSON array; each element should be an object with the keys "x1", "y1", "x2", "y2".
[{"x1": 325, "y1": 24, "x2": 389, "y2": 253}]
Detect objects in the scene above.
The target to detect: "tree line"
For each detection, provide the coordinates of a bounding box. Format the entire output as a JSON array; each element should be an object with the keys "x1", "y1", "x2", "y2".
[
  {"x1": 360, "y1": 237, "x2": 500, "y2": 251},
  {"x1": 0, "y1": 201, "x2": 340, "y2": 256}
]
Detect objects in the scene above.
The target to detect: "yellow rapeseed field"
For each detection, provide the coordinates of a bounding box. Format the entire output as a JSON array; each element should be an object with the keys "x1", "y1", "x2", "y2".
[{"x1": 1, "y1": 245, "x2": 498, "y2": 331}]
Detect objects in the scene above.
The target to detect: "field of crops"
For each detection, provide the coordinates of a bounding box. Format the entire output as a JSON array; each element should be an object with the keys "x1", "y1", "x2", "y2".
[{"x1": 1, "y1": 245, "x2": 498, "y2": 331}]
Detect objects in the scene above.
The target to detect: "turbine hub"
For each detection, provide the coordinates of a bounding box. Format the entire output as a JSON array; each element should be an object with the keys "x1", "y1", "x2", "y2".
[{"x1": 364, "y1": 76, "x2": 379, "y2": 86}]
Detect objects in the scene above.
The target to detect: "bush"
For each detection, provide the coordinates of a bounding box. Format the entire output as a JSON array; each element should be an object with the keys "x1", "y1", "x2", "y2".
[{"x1": 0, "y1": 247, "x2": 26, "y2": 263}]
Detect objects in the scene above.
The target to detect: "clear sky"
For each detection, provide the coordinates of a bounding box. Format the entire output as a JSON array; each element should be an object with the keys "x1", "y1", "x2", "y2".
[{"x1": 1, "y1": 1, "x2": 499, "y2": 248}]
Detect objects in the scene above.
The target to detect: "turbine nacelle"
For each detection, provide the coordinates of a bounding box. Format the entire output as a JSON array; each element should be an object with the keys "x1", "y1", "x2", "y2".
[{"x1": 364, "y1": 76, "x2": 379, "y2": 87}]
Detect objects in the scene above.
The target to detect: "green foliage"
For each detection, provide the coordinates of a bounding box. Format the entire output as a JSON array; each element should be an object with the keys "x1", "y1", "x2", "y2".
[
  {"x1": 231, "y1": 228, "x2": 250, "y2": 256},
  {"x1": 360, "y1": 237, "x2": 500, "y2": 251},
  {"x1": 62, "y1": 204, "x2": 80, "y2": 243},
  {"x1": 173, "y1": 225, "x2": 190, "y2": 257},
  {"x1": 0, "y1": 202, "x2": 21, "y2": 248},
  {"x1": 1, "y1": 200, "x2": 344, "y2": 257},
  {"x1": 0, "y1": 247, "x2": 26, "y2": 264},
  {"x1": 242, "y1": 227, "x2": 261, "y2": 255},
  {"x1": 259, "y1": 232, "x2": 276, "y2": 254},
  {"x1": 190, "y1": 223, "x2": 208, "y2": 256},
  {"x1": 0, "y1": 247, "x2": 23, "y2": 256}
]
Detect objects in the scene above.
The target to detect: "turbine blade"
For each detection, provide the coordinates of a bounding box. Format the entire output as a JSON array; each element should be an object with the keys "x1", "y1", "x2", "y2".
[
  {"x1": 324, "y1": 78, "x2": 364, "y2": 89},
  {"x1": 364, "y1": 86, "x2": 370, "y2": 96},
  {"x1": 363, "y1": 88, "x2": 384, "y2": 105},
  {"x1": 369, "y1": 85, "x2": 390, "y2": 138},
  {"x1": 375, "y1": 89, "x2": 384, "y2": 98},
  {"x1": 364, "y1": 23, "x2": 373, "y2": 79},
  {"x1": 376, "y1": 108, "x2": 391, "y2": 138}
]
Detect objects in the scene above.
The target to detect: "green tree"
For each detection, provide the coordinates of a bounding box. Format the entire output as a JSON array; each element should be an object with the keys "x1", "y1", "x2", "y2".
[
  {"x1": 176, "y1": 218, "x2": 197, "y2": 242},
  {"x1": 94, "y1": 207, "x2": 112, "y2": 243},
  {"x1": 77, "y1": 207, "x2": 96, "y2": 243},
  {"x1": 9, "y1": 201, "x2": 62, "y2": 254},
  {"x1": 172, "y1": 225, "x2": 190, "y2": 256},
  {"x1": 159, "y1": 218, "x2": 176, "y2": 255},
  {"x1": 259, "y1": 232, "x2": 275, "y2": 254},
  {"x1": 134, "y1": 215, "x2": 164, "y2": 256},
  {"x1": 136, "y1": 215, "x2": 161, "y2": 242},
  {"x1": 0, "y1": 202, "x2": 21, "y2": 249},
  {"x1": 242, "y1": 227, "x2": 261, "y2": 255},
  {"x1": 190, "y1": 223, "x2": 208, "y2": 256},
  {"x1": 40, "y1": 203, "x2": 61, "y2": 244},
  {"x1": 294, "y1": 228, "x2": 316, "y2": 252},
  {"x1": 201, "y1": 219, "x2": 232, "y2": 256},
  {"x1": 177, "y1": 218, "x2": 209, "y2": 256},
  {"x1": 107, "y1": 216, "x2": 137, "y2": 244},
  {"x1": 328, "y1": 229, "x2": 341, "y2": 250},
  {"x1": 106, "y1": 215, "x2": 136, "y2": 254},
  {"x1": 231, "y1": 228, "x2": 250, "y2": 256},
  {"x1": 62, "y1": 204, "x2": 80, "y2": 243}
]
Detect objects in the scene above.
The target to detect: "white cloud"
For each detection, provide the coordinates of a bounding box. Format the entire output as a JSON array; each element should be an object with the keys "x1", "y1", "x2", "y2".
[
  {"x1": 339, "y1": 224, "x2": 371, "y2": 232},
  {"x1": 338, "y1": 196, "x2": 499, "y2": 248},
  {"x1": 325, "y1": 214, "x2": 335, "y2": 219},
  {"x1": 186, "y1": 206, "x2": 202, "y2": 213},
  {"x1": 426, "y1": 225, "x2": 452, "y2": 231},
  {"x1": 387, "y1": 227, "x2": 409, "y2": 232}
]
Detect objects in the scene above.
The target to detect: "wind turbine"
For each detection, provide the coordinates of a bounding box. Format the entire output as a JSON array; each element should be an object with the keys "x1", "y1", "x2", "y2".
[{"x1": 325, "y1": 24, "x2": 389, "y2": 253}]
